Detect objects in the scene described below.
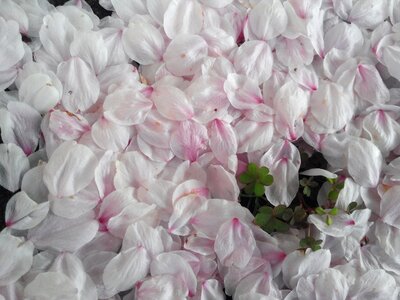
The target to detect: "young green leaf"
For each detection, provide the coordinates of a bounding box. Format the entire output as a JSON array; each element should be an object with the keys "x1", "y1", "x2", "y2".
[
  {"x1": 281, "y1": 208, "x2": 294, "y2": 221},
  {"x1": 247, "y1": 163, "x2": 258, "y2": 178},
  {"x1": 272, "y1": 218, "x2": 290, "y2": 232},
  {"x1": 273, "y1": 205, "x2": 286, "y2": 217},
  {"x1": 329, "y1": 207, "x2": 338, "y2": 216},
  {"x1": 239, "y1": 172, "x2": 253, "y2": 184},
  {"x1": 254, "y1": 182, "x2": 265, "y2": 197},
  {"x1": 326, "y1": 215, "x2": 333, "y2": 226},
  {"x1": 259, "y1": 174, "x2": 274, "y2": 186},
  {"x1": 303, "y1": 185, "x2": 311, "y2": 197},
  {"x1": 315, "y1": 207, "x2": 326, "y2": 215},
  {"x1": 254, "y1": 212, "x2": 272, "y2": 227}
]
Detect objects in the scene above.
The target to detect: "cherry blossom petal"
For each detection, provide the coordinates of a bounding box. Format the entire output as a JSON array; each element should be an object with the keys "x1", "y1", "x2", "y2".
[
  {"x1": 164, "y1": 34, "x2": 208, "y2": 77},
  {"x1": 122, "y1": 222, "x2": 164, "y2": 257},
  {"x1": 43, "y1": 141, "x2": 98, "y2": 197},
  {"x1": 234, "y1": 40, "x2": 273, "y2": 84},
  {"x1": 57, "y1": 57, "x2": 100, "y2": 113},
  {"x1": 146, "y1": 0, "x2": 170, "y2": 25},
  {"x1": 208, "y1": 119, "x2": 237, "y2": 164},
  {"x1": 0, "y1": 143, "x2": 30, "y2": 192},
  {"x1": 49, "y1": 110, "x2": 90, "y2": 141},
  {"x1": 349, "y1": 0, "x2": 388, "y2": 29},
  {"x1": 163, "y1": 0, "x2": 203, "y2": 39},
  {"x1": 382, "y1": 45, "x2": 400, "y2": 82},
  {"x1": 380, "y1": 186, "x2": 400, "y2": 229},
  {"x1": 224, "y1": 74, "x2": 263, "y2": 110},
  {"x1": 103, "y1": 246, "x2": 150, "y2": 294},
  {"x1": 135, "y1": 274, "x2": 187, "y2": 300},
  {"x1": 235, "y1": 119, "x2": 274, "y2": 153},
  {"x1": 122, "y1": 21, "x2": 164, "y2": 65},
  {"x1": 21, "y1": 165, "x2": 48, "y2": 204},
  {"x1": 248, "y1": 0, "x2": 288, "y2": 41},
  {"x1": 5, "y1": 191, "x2": 49, "y2": 230},
  {"x1": 207, "y1": 164, "x2": 240, "y2": 202},
  {"x1": 91, "y1": 116, "x2": 131, "y2": 152},
  {"x1": 111, "y1": 0, "x2": 147, "y2": 22},
  {"x1": 354, "y1": 64, "x2": 390, "y2": 104},
  {"x1": 276, "y1": 36, "x2": 314, "y2": 69},
  {"x1": 0, "y1": 18, "x2": 24, "y2": 72}
]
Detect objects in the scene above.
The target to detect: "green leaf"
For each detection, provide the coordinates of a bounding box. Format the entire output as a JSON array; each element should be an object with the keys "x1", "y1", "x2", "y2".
[
  {"x1": 347, "y1": 202, "x2": 358, "y2": 214},
  {"x1": 254, "y1": 182, "x2": 265, "y2": 197},
  {"x1": 329, "y1": 207, "x2": 338, "y2": 216},
  {"x1": 299, "y1": 238, "x2": 308, "y2": 248},
  {"x1": 313, "y1": 239, "x2": 323, "y2": 245},
  {"x1": 328, "y1": 190, "x2": 339, "y2": 201},
  {"x1": 326, "y1": 215, "x2": 333, "y2": 226},
  {"x1": 272, "y1": 218, "x2": 290, "y2": 232},
  {"x1": 336, "y1": 181, "x2": 345, "y2": 190},
  {"x1": 262, "y1": 220, "x2": 275, "y2": 233},
  {"x1": 247, "y1": 163, "x2": 258, "y2": 178},
  {"x1": 293, "y1": 207, "x2": 307, "y2": 222},
  {"x1": 239, "y1": 172, "x2": 253, "y2": 184},
  {"x1": 259, "y1": 206, "x2": 273, "y2": 215},
  {"x1": 303, "y1": 186, "x2": 311, "y2": 197},
  {"x1": 281, "y1": 208, "x2": 294, "y2": 221},
  {"x1": 299, "y1": 178, "x2": 308, "y2": 187},
  {"x1": 259, "y1": 174, "x2": 274, "y2": 186},
  {"x1": 244, "y1": 182, "x2": 255, "y2": 195},
  {"x1": 258, "y1": 166, "x2": 270, "y2": 177},
  {"x1": 315, "y1": 207, "x2": 326, "y2": 215},
  {"x1": 311, "y1": 244, "x2": 322, "y2": 251},
  {"x1": 327, "y1": 177, "x2": 336, "y2": 184},
  {"x1": 273, "y1": 205, "x2": 286, "y2": 217},
  {"x1": 254, "y1": 213, "x2": 271, "y2": 227}
]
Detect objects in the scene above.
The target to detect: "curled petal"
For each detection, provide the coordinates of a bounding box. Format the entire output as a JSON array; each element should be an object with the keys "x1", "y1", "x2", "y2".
[{"x1": 224, "y1": 74, "x2": 263, "y2": 110}]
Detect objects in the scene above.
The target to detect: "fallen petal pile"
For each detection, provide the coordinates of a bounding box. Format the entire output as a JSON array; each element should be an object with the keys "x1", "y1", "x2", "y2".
[{"x1": 1, "y1": 0, "x2": 400, "y2": 299}]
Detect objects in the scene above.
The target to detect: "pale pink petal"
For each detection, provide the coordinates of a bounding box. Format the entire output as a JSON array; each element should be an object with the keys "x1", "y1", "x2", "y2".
[
  {"x1": 103, "y1": 89, "x2": 153, "y2": 126},
  {"x1": 95, "y1": 151, "x2": 116, "y2": 199},
  {"x1": 0, "y1": 0, "x2": 29, "y2": 33},
  {"x1": 122, "y1": 222, "x2": 164, "y2": 257},
  {"x1": 200, "y1": 27, "x2": 236, "y2": 57},
  {"x1": 111, "y1": 0, "x2": 147, "y2": 22},
  {"x1": 349, "y1": 0, "x2": 388, "y2": 29},
  {"x1": 234, "y1": 40, "x2": 273, "y2": 84},
  {"x1": 0, "y1": 18, "x2": 24, "y2": 72},
  {"x1": 91, "y1": 116, "x2": 131, "y2": 152},
  {"x1": 354, "y1": 64, "x2": 390, "y2": 104},
  {"x1": 49, "y1": 110, "x2": 91, "y2": 141},
  {"x1": 135, "y1": 274, "x2": 187, "y2": 300},
  {"x1": 380, "y1": 186, "x2": 400, "y2": 229},
  {"x1": 24, "y1": 272, "x2": 78, "y2": 299},
  {"x1": 103, "y1": 246, "x2": 150, "y2": 294},
  {"x1": 348, "y1": 270, "x2": 398, "y2": 299},
  {"x1": 100, "y1": 25, "x2": 130, "y2": 66},
  {"x1": 163, "y1": 0, "x2": 203, "y2": 39},
  {"x1": 324, "y1": 22, "x2": 363, "y2": 56},
  {"x1": 0, "y1": 143, "x2": 30, "y2": 192},
  {"x1": 70, "y1": 31, "x2": 108, "y2": 74},
  {"x1": 21, "y1": 165, "x2": 48, "y2": 203},
  {"x1": 184, "y1": 235, "x2": 215, "y2": 256},
  {"x1": 57, "y1": 57, "x2": 100, "y2": 113},
  {"x1": 215, "y1": 218, "x2": 256, "y2": 268},
  {"x1": 39, "y1": 12, "x2": 76, "y2": 63},
  {"x1": 382, "y1": 45, "x2": 400, "y2": 82},
  {"x1": 276, "y1": 36, "x2": 314, "y2": 69},
  {"x1": 200, "y1": 279, "x2": 225, "y2": 300},
  {"x1": 289, "y1": 65, "x2": 319, "y2": 91},
  {"x1": 43, "y1": 141, "x2": 98, "y2": 197},
  {"x1": 163, "y1": 34, "x2": 208, "y2": 77},
  {"x1": 248, "y1": 0, "x2": 288, "y2": 40},
  {"x1": 122, "y1": 21, "x2": 164, "y2": 65},
  {"x1": 208, "y1": 119, "x2": 237, "y2": 164},
  {"x1": 98, "y1": 64, "x2": 141, "y2": 97},
  {"x1": 27, "y1": 213, "x2": 99, "y2": 252},
  {"x1": 207, "y1": 164, "x2": 240, "y2": 202},
  {"x1": 224, "y1": 74, "x2": 263, "y2": 110},
  {"x1": 5, "y1": 191, "x2": 49, "y2": 230},
  {"x1": 170, "y1": 120, "x2": 208, "y2": 162},
  {"x1": 146, "y1": 0, "x2": 170, "y2": 25},
  {"x1": 0, "y1": 233, "x2": 34, "y2": 286},
  {"x1": 235, "y1": 119, "x2": 274, "y2": 153}
]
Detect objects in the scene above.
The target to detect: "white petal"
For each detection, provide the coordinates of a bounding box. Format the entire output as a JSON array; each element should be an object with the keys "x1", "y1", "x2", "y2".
[
  {"x1": 235, "y1": 119, "x2": 274, "y2": 153},
  {"x1": 49, "y1": 110, "x2": 90, "y2": 141},
  {"x1": 208, "y1": 119, "x2": 237, "y2": 164},
  {"x1": 224, "y1": 74, "x2": 263, "y2": 110},
  {"x1": 383, "y1": 45, "x2": 400, "y2": 82},
  {"x1": 381, "y1": 186, "x2": 400, "y2": 229},
  {"x1": 0, "y1": 18, "x2": 24, "y2": 72},
  {"x1": 0, "y1": 143, "x2": 29, "y2": 192},
  {"x1": 43, "y1": 141, "x2": 98, "y2": 197},
  {"x1": 163, "y1": 0, "x2": 203, "y2": 39},
  {"x1": 111, "y1": 0, "x2": 147, "y2": 22},
  {"x1": 349, "y1": 0, "x2": 388, "y2": 29},
  {"x1": 122, "y1": 21, "x2": 164, "y2": 65},
  {"x1": 91, "y1": 117, "x2": 131, "y2": 152},
  {"x1": 57, "y1": 57, "x2": 100, "y2": 113},
  {"x1": 146, "y1": 0, "x2": 170, "y2": 25},
  {"x1": 164, "y1": 34, "x2": 208, "y2": 77},
  {"x1": 21, "y1": 165, "x2": 48, "y2": 203},
  {"x1": 276, "y1": 36, "x2": 314, "y2": 69},
  {"x1": 122, "y1": 222, "x2": 164, "y2": 256},
  {"x1": 354, "y1": 64, "x2": 390, "y2": 104},
  {"x1": 207, "y1": 164, "x2": 240, "y2": 202}
]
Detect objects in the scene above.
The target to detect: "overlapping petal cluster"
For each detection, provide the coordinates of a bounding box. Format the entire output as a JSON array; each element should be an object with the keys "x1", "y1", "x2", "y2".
[{"x1": 1, "y1": 0, "x2": 400, "y2": 299}]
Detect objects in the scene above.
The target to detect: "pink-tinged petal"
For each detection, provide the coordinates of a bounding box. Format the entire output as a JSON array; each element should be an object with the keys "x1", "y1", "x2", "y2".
[
  {"x1": 354, "y1": 64, "x2": 389, "y2": 104},
  {"x1": 108, "y1": 201, "x2": 158, "y2": 239},
  {"x1": 289, "y1": 65, "x2": 319, "y2": 91},
  {"x1": 70, "y1": 31, "x2": 108, "y2": 74},
  {"x1": 122, "y1": 222, "x2": 164, "y2": 257},
  {"x1": 146, "y1": 0, "x2": 170, "y2": 25},
  {"x1": 184, "y1": 235, "x2": 215, "y2": 256},
  {"x1": 208, "y1": 119, "x2": 238, "y2": 164},
  {"x1": 56, "y1": 5, "x2": 95, "y2": 31},
  {"x1": 100, "y1": 26, "x2": 130, "y2": 66},
  {"x1": 324, "y1": 22, "x2": 363, "y2": 56},
  {"x1": 347, "y1": 138, "x2": 382, "y2": 188},
  {"x1": 215, "y1": 218, "x2": 256, "y2": 268},
  {"x1": 348, "y1": 270, "x2": 398, "y2": 299},
  {"x1": 234, "y1": 40, "x2": 273, "y2": 84},
  {"x1": 57, "y1": 57, "x2": 100, "y2": 113},
  {"x1": 200, "y1": 27, "x2": 236, "y2": 57},
  {"x1": 43, "y1": 141, "x2": 98, "y2": 197},
  {"x1": 170, "y1": 120, "x2": 208, "y2": 162},
  {"x1": 199, "y1": 0, "x2": 233, "y2": 8},
  {"x1": 0, "y1": 18, "x2": 24, "y2": 72},
  {"x1": 39, "y1": 13, "x2": 76, "y2": 63},
  {"x1": 382, "y1": 45, "x2": 400, "y2": 82},
  {"x1": 24, "y1": 272, "x2": 77, "y2": 299},
  {"x1": 150, "y1": 252, "x2": 197, "y2": 297},
  {"x1": 172, "y1": 179, "x2": 209, "y2": 204},
  {"x1": 380, "y1": 186, "x2": 400, "y2": 229},
  {"x1": 91, "y1": 116, "x2": 131, "y2": 152},
  {"x1": 114, "y1": 151, "x2": 163, "y2": 189},
  {"x1": 151, "y1": 85, "x2": 194, "y2": 121},
  {"x1": 0, "y1": 0, "x2": 29, "y2": 33},
  {"x1": 224, "y1": 74, "x2": 263, "y2": 110},
  {"x1": 0, "y1": 233, "x2": 34, "y2": 286},
  {"x1": 0, "y1": 143, "x2": 30, "y2": 192},
  {"x1": 200, "y1": 279, "x2": 225, "y2": 300},
  {"x1": 234, "y1": 272, "x2": 278, "y2": 299},
  {"x1": 248, "y1": 0, "x2": 287, "y2": 40},
  {"x1": 5, "y1": 191, "x2": 49, "y2": 230},
  {"x1": 138, "y1": 135, "x2": 175, "y2": 162},
  {"x1": 186, "y1": 75, "x2": 229, "y2": 124},
  {"x1": 103, "y1": 246, "x2": 150, "y2": 294},
  {"x1": 235, "y1": 119, "x2": 274, "y2": 153},
  {"x1": 50, "y1": 182, "x2": 100, "y2": 219},
  {"x1": 135, "y1": 274, "x2": 187, "y2": 300},
  {"x1": 168, "y1": 195, "x2": 206, "y2": 236},
  {"x1": 98, "y1": 63, "x2": 141, "y2": 96},
  {"x1": 276, "y1": 36, "x2": 314, "y2": 69},
  {"x1": 21, "y1": 165, "x2": 48, "y2": 204},
  {"x1": 18, "y1": 73, "x2": 62, "y2": 114},
  {"x1": 49, "y1": 110, "x2": 90, "y2": 141},
  {"x1": 207, "y1": 164, "x2": 240, "y2": 202},
  {"x1": 28, "y1": 213, "x2": 99, "y2": 252},
  {"x1": 307, "y1": 211, "x2": 361, "y2": 237},
  {"x1": 163, "y1": 0, "x2": 203, "y2": 39},
  {"x1": 349, "y1": 0, "x2": 388, "y2": 29},
  {"x1": 164, "y1": 34, "x2": 208, "y2": 77},
  {"x1": 260, "y1": 140, "x2": 301, "y2": 206},
  {"x1": 110, "y1": 0, "x2": 147, "y2": 22},
  {"x1": 282, "y1": 249, "x2": 331, "y2": 289},
  {"x1": 122, "y1": 21, "x2": 164, "y2": 65},
  {"x1": 103, "y1": 89, "x2": 153, "y2": 126},
  {"x1": 273, "y1": 80, "x2": 308, "y2": 141},
  {"x1": 192, "y1": 199, "x2": 254, "y2": 239},
  {"x1": 307, "y1": 80, "x2": 354, "y2": 134},
  {"x1": 95, "y1": 151, "x2": 116, "y2": 199},
  {"x1": 0, "y1": 101, "x2": 41, "y2": 155}
]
